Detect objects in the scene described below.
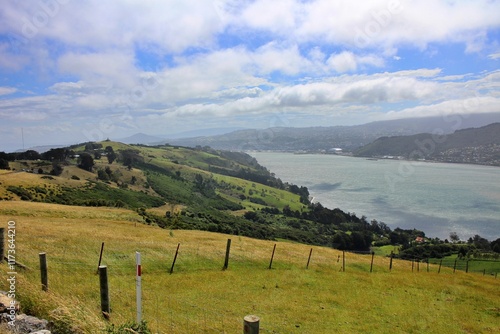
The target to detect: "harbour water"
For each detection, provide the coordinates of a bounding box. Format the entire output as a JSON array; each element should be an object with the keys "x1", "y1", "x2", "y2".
[{"x1": 251, "y1": 152, "x2": 500, "y2": 241}]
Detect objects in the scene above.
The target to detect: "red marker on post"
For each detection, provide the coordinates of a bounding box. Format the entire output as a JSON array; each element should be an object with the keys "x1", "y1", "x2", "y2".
[{"x1": 136, "y1": 251, "x2": 142, "y2": 323}]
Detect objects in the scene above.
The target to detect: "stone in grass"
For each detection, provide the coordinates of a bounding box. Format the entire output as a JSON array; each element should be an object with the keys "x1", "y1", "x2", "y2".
[
  {"x1": 0, "y1": 292, "x2": 19, "y2": 314},
  {"x1": 13, "y1": 314, "x2": 49, "y2": 333}
]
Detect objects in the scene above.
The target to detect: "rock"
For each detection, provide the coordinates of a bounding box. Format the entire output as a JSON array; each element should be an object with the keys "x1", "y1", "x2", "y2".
[
  {"x1": 14, "y1": 314, "x2": 49, "y2": 333},
  {"x1": 0, "y1": 292, "x2": 51, "y2": 334},
  {"x1": 0, "y1": 292, "x2": 19, "y2": 314}
]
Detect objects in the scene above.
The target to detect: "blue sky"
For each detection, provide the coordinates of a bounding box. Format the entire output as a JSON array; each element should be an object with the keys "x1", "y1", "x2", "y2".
[{"x1": 1, "y1": 0, "x2": 499, "y2": 151}]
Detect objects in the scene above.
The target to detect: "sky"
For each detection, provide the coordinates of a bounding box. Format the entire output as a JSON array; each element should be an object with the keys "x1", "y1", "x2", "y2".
[{"x1": 1, "y1": 0, "x2": 500, "y2": 152}]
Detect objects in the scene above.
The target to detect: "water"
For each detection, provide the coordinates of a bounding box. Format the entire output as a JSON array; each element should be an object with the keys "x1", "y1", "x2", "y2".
[{"x1": 250, "y1": 152, "x2": 500, "y2": 241}]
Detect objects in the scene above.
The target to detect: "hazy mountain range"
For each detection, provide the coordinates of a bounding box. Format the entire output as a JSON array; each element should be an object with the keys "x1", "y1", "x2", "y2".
[
  {"x1": 20, "y1": 113, "x2": 500, "y2": 153},
  {"x1": 164, "y1": 113, "x2": 500, "y2": 152}
]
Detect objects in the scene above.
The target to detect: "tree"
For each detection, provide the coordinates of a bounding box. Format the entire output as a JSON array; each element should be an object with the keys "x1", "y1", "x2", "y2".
[
  {"x1": 50, "y1": 162, "x2": 63, "y2": 176},
  {"x1": 472, "y1": 234, "x2": 490, "y2": 251},
  {"x1": 0, "y1": 159, "x2": 9, "y2": 170},
  {"x1": 105, "y1": 146, "x2": 117, "y2": 164},
  {"x1": 78, "y1": 153, "x2": 94, "y2": 172},
  {"x1": 42, "y1": 148, "x2": 68, "y2": 162},
  {"x1": 491, "y1": 238, "x2": 500, "y2": 253},
  {"x1": 97, "y1": 169, "x2": 109, "y2": 181},
  {"x1": 120, "y1": 149, "x2": 143, "y2": 168},
  {"x1": 17, "y1": 150, "x2": 41, "y2": 160},
  {"x1": 449, "y1": 232, "x2": 460, "y2": 243}
]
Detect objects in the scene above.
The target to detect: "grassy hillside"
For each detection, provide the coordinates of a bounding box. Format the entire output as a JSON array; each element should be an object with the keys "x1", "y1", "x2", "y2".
[
  {"x1": 1, "y1": 141, "x2": 383, "y2": 249},
  {"x1": 1, "y1": 201, "x2": 499, "y2": 333}
]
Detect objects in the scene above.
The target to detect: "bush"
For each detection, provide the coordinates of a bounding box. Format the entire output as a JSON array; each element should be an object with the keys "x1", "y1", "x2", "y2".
[{"x1": 105, "y1": 320, "x2": 152, "y2": 334}]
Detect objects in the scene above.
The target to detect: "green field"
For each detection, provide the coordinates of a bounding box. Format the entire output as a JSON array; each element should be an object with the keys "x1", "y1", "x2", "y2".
[{"x1": 1, "y1": 201, "x2": 499, "y2": 334}]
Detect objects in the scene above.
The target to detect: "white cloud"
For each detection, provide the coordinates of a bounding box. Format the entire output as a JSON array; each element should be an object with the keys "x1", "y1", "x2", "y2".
[
  {"x1": 57, "y1": 52, "x2": 138, "y2": 89},
  {"x1": 327, "y1": 52, "x2": 358, "y2": 73},
  {"x1": 0, "y1": 0, "x2": 499, "y2": 151},
  {"x1": 0, "y1": 87, "x2": 17, "y2": 96},
  {"x1": 386, "y1": 96, "x2": 500, "y2": 120}
]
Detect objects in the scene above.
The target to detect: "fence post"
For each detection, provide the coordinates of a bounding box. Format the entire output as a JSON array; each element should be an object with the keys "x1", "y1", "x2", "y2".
[
  {"x1": 370, "y1": 251, "x2": 375, "y2": 273},
  {"x1": 223, "y1": 239, "x2": 231, "y2": 270},
  {"x1": 342, "y1": 251, "x2": 345, "y2": 272},
  {"x1": 417, "y1": 260, "x2": 420, "y2": 272},
  {"x1": 0, "y1": 228, "x2": 4, "y2": 263},
  {"x1": 412, "y1": 259, "x2": 414, "y2": 272},
  {"x1": 136, "y1": 252, "x2": 142, "y2": 323},
  {"x1": 243, "y1": 315, "x2": 260, "y2": 334},
  {"x1": 269, "y1": 244, "x2": 276, "y2": 269},
  {"x1": 453, "y1": 258, "x2": 457, "y2": 273},
  {"x1": 170, "y1": 243, "x2": 180, "y2": 274},
  {"x1": 438, "y1": 259, "x2": 442, "y2": 274},
  {"x1": 99, "y1": 265, "x2": 110, "y2": 318},
  {"x1": 39, "y1": 253, "x2": 48, "y2": 292},
  {"x1": 306, "y1": 248, "x2": 313, "y2": 269},
  {"x1": 427, "y1": 259, "x2": 429, "y2": 273},
  {"x1": 465, "y1": 260, "x2": 469, "y2": 273},
  {"x1": 389, "y1": 251, "x2": 393, "y2": 271},
  {"x1": 483, "y1": 269, "x2": 486, "y2": 276},
  {"x1": 97, "y1": 242, "x2": 104, "y2": 274}
]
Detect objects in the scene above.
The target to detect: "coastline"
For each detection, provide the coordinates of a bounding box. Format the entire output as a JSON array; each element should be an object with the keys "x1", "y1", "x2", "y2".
[{"x1": 249, "y1": 151, "x2": 500, "y2": 241}]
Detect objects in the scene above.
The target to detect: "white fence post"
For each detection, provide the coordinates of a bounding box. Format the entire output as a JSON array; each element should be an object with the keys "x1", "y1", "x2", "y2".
[{"x1": 136, "y1": 251, "x2": 142, "y2": 323}]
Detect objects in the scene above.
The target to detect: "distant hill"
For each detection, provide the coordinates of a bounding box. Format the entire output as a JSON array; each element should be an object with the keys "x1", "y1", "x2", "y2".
[
  {"x1": 168, "y1": 113, "x2": 500, "y2": 152},
  {"x1": 118, "y1": 132, "x2": 165, "y2": 144},
  {"x1": 354, "y1": 123, "x2": 500, "y2": 166}
]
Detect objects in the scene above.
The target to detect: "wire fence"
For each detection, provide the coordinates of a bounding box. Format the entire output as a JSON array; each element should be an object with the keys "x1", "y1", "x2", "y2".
[{"x1": 3, "y1": 237, "x2": 499, "y2": 333}]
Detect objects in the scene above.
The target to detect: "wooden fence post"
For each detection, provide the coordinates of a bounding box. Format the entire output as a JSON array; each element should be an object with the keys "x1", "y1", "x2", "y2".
[
  {"x1": 389, "y1": 251, "x2": 393, "y2": 271},
  {"x1": 483, "y1": 269, "x2": 486, "y2": 276},
  {"x1": 453, "y1": 258, "x2": 457, "y2": 273},
  {"x1": 438, "y1": 259, "x2": 442, "y2": 274},
  {"x1": 97, "y1": 242, "x2": 104, "y2": 274},
  {"x1": 170, "y1": 243, "x2": 180, "y2": 274},
  {"x1": 342, "y1": 251, "x2": 345, "y2": 272},
  {"x1": 370, "y1": 251, "x2": 375, "y2": 273},
  {"x1": 0, "y1": 228, "x2": 4, "y2": 263},
  {"x1": 243, "y1": 315, "x2": 260, "y2": 334},
  {"x1": 223, "y1": 239, "x2": 231, "y2": 270},
  {"x1": 39, "y1": 253, "x2": 48, "y2": 292},
  {"x1": 427, "y1": 259, "x2": 429, "y2": 273},
  {"x1": 268, "y1": 244, "x2": 276, "y2": 270},
  {"x1": 99, "y1": 265, "x2": 110, "y2": 317},
  {"x1": 306, "y1": 248, "x2": 313, "y2": 269},
  {"x1": 465, "y1": 260, "x2": 469, "y2": 273}
]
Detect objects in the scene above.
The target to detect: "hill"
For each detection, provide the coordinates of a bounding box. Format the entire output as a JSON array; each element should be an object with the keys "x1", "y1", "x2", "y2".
[
  {"x1": 354, "y1": 123, "x2": 500, "y2": 166},
  {"x1": 166, "y1": 113, "x2": 500, "y2": 152},
  {"x1": 1, "y1": 201, "x2": 499, "y2": 333},
  {"x1": 2, "y1": 140, "x2": 500, "y2": 253},
  {"x1": 0, "y1": 141, "x2": 382, "y2": 250}
]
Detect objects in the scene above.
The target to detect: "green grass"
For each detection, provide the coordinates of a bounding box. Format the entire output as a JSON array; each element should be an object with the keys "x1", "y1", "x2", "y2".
[
  {"x1": 429, "y1": 254, "x2": 500, "y2": 275},
  {"x1": 1, "y1": 201, "x2": 499, "y2": 334}
]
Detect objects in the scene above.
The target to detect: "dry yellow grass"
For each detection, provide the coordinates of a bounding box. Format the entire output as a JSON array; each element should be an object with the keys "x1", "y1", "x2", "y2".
[{"x1": 0, "y1": 201, "x2": 499, "y2": 333}]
